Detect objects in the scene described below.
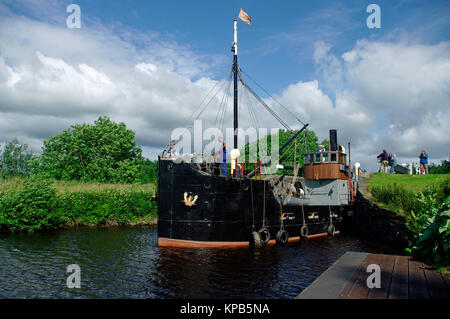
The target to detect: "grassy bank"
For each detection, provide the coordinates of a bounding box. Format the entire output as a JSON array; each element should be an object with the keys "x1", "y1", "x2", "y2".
[
  {"x1": 0, "y1": 176, "x2": 157, "y2": 233},
  {"x1": 368, "y1": 174, "x2": 449, "y2": 216},
  {"x1": 368, "y1": 173, "x2": 449, "y2": 194},
  {"x1": 368, "y1": 173, "x2": 450, "y2": 268}
]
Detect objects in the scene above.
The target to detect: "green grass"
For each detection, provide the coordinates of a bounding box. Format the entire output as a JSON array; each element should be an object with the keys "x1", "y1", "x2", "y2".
[
  {"x1": 0, "y1": 177, "x2": 155, "y2": 193},
  {"x1": 0, "y1": 176, "x2": 158, "y2": 232},
  {"x1": 368, "y1": 173, "x2": 450, "y2": 193},
  {"x1": 367, "y1": 173, "x2": 449, "y2": 216}
]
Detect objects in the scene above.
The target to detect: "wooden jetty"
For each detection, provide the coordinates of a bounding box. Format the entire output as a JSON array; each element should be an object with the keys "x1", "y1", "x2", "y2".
[{"x1": 297, "y1": 252, "x2": 449, "y2": 299}]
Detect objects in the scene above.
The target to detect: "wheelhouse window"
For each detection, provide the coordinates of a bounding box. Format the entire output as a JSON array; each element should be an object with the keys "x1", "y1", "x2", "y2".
[
  {"x1": 331, "y1": 153, "x2": 337, "y2": 163},
  {"x1": 314, "y1": 153, "x2": 321, "y2": 163},
  {"x1": 322, "y1": 153, "x2": 329, "y2": 163}
]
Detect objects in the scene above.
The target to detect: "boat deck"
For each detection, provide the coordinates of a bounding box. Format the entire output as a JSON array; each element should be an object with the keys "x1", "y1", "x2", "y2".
[{"x1": 296, "y1": 251, "x2": 449, "y2": 299}]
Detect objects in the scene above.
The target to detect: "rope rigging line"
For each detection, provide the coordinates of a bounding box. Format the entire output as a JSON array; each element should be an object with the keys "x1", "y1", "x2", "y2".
[
  {"x1": 215, "y1": 77, "x2": 232, "y2": 132},
  {"x1": 243, "y1": 84, "x2": 260, "y2": 131},
  {"x1": 240, "y1": 68, "x2": 306, "y2": 126},
  {"x1": 189, "y1": 75, "x2": 232, "y2": 131},
  {"x1": 188, "y1": 79, "x2": 222, "y2": 122},
  {"x1": 239, "y1": 75, "x2": 292, "y2": 132}
]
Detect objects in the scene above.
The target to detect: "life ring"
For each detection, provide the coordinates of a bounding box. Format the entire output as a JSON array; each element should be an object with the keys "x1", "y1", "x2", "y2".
[
  {"x1": 300, "y1": 225, "x2": 309, "y2": 239},
  {"x1": 258, "y1": 227, "x2": 270, "y2": 245},
  {"x1": 276, "y1": 229, "x2": 289, "y2": 246},
  {"x1": 327, "y1": 224, "x2": 336, "y2": 236},
  {"x1": 249, "y1": 231, "x2": 261, "y2": 247}
]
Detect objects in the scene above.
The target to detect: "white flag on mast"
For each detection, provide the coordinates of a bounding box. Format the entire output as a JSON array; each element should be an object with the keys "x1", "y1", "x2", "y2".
[{"x1": 238, "y1": 8, "x2": 251, "y2": 25}]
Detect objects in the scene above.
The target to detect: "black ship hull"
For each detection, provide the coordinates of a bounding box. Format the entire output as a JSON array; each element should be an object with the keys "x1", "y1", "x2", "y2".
[{"x1": 157, "y1": 158, "x2": 351, "y2": 247}]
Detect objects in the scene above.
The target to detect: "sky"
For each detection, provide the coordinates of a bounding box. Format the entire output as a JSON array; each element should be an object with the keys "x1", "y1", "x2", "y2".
[{"x1": 0, "y1": 0, "x2": 449, "y2": 171}]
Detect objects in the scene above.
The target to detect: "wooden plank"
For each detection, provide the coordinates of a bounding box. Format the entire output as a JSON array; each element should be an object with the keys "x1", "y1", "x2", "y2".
[
  {"x1": 424, "y1": 267, "x2": 450, "y2": 299},
  {"x1": 297, "y1": 252, "x2": 368, "y2": 299},
  {"x1": 338, "y1": 253, "x2": 384, "y2": 299},
  {"x1": 409, "y1": 260, "x2": 430, "y2": 299},
  {"x1": 367, "y1": 254, "x2": 396, "y2": 299},
  {"x1": 389, "y1": 255, "x2": 409, "y2": 299}
]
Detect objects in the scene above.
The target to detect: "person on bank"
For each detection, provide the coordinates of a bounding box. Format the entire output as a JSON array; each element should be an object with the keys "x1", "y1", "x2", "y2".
[
  {"x1": 389, "y1": 154, "x2": 397, "y2": 174},
  {"x1": 377, "y1": 149, "x2": 389, "y2": 173},
  {"x1": 419, "y1": 150, "x2": 429, "y2": 175}
]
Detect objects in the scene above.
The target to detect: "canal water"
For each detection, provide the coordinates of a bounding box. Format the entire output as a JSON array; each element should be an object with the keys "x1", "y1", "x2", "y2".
[{"x1": 0, "y1": 226, "x2": 396, "y2": 299}]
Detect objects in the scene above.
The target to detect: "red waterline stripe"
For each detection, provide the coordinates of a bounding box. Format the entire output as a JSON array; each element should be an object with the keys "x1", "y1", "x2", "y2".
[{"x1": 158, "y1": 231, "x2": 339, "y2": 248}]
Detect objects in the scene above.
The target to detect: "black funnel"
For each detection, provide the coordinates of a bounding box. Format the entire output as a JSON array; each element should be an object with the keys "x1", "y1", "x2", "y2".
[{"x1": 330, "y1": 129, "x2": 337, "y2": 151}]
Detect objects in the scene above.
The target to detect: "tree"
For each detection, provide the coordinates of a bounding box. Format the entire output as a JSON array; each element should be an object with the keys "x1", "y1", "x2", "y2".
[
  {"x1": 38, "y1": 116, "x2": 142, "y2": 183},
  {"x1": 429, "y1": 160, "x2": 450, "y2": 174},
  {"x1": 242, "y1": 128, "x2": 319, "y2": 175},
  {"x1": 0, "y1": 138, "x2": 33, "y2": 177}
]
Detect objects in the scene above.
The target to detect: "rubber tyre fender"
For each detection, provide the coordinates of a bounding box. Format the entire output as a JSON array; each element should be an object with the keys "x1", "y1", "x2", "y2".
[
  {"x1": 327, "y1": 225, "x2": 336, "y2": 236},
  {"x1": 258, "y1": 227, "x2": 271, "y2": 245},
  {"x1": 276, "y1": 229, "x2": 289, "y2": 247},
  {"x1": 300, "y1": 225, "x2": 309, "y2": 239},
  {"x1": 249, "y1": 231, "x2": 261, "y2": 247}
]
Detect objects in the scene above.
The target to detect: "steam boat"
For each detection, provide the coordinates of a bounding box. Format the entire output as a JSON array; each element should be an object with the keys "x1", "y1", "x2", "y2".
[{"x1": 156, "y1": 19, "x2": 357, "y2": 247}]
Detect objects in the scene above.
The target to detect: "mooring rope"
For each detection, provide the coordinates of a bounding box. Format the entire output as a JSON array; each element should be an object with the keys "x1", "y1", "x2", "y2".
[
  {"x1": 262, "y1": 180, "x2": 266, "y2": 228},
  {"x1": 250, "y1": 179, "x2": 255, "y2": 231}
]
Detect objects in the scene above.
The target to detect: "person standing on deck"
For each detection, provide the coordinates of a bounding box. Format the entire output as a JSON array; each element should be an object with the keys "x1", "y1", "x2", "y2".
[{"x1": 217, "y1": 136, "x2": 227, "y2": 176}]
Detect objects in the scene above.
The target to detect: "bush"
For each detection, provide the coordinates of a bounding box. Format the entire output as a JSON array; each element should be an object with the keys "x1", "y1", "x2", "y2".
[
  {"x1": 0, "y1": 175, "x2": 61, "y2": 232},
  {"x1": 370, "y1": 177, "x2": 450, "y2": 266},
  {"x1": 0, "y1": 176, "x2": 157, "y2": 232},
  {"x1": 410, "y1": 198, "x2": 450, "y2": 266},
  {"x1": 37, "y1": 116, "x2": 143, "y2": 183},
  {"x1": 55, "y1": 190, "x2": 156, "y2": 226},
  {"x1": 429, "y1": 160, "x2": 450, "y2": 174}
]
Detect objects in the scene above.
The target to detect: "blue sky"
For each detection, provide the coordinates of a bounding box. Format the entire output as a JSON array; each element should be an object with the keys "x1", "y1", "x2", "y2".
[{"x1": 0, "y1": 0, "x2": 449, "y2": 170}]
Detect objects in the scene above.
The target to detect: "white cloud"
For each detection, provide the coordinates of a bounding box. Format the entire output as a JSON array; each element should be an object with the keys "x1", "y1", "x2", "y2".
[
  {"x1": 0, "y1": 6, "x2": 448, "y2": 173},
  {"x1": 306, "y1": 38, "x2": 450, "y2": 171},
  {"x1": 0, "y1": 12, "x2": 227, "y2": 155}
]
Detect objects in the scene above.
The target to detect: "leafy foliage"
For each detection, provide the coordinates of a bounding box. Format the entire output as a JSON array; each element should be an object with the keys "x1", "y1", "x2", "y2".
[
  {"x1": 429, "y1": 160, "x2": 450, "y2": 174},
  {"x1": 37, "y1": 116, "x2": 142, "y2": 183},
  {"x1": 0, "y1": 175, "x2": 59, "y2": 232},
  {"x1": 135, "y1": 159, "x2": 158, "y2": 184},
  {"x1": 0, "y1": 175, "x2": 157, "y2": 232},
  {"x1": 370, "y1": 176, "x2": 450, "y2": 266},
  {"x1": 411, "y1": 198, "x2": 450, "y2": 266},
  {"x1": 242, "y1": 129, "x2": 318, "y2": 175},
  {"x1": 0, "y1": 138, "x2": 33, "y2": 177}
]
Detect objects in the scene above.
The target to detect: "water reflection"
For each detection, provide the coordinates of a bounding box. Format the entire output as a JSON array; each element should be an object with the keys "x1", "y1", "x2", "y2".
[{"x1": 0, "y1": 226, "x2": 396, "y2": 299}]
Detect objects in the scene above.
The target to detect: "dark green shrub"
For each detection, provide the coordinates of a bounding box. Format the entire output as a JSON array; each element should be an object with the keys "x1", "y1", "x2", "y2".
[
  {"x1": 54, "y1": 190, "x2": 156, "y2": 226},
  {"x1": 0, "y1": 175, "x2": 62, "y2": 232},
  {"x1": 0, "y1": 176, "x2": 157, "y2": 232},
  {"x1": 411, "y1": 197, "x2": 450, "y2": 266}
]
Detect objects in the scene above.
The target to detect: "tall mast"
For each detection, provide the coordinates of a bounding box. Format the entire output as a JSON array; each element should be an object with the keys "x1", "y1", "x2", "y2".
[{"x1": 233, "y1": 19, "x2": 238, "y2": 149}]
